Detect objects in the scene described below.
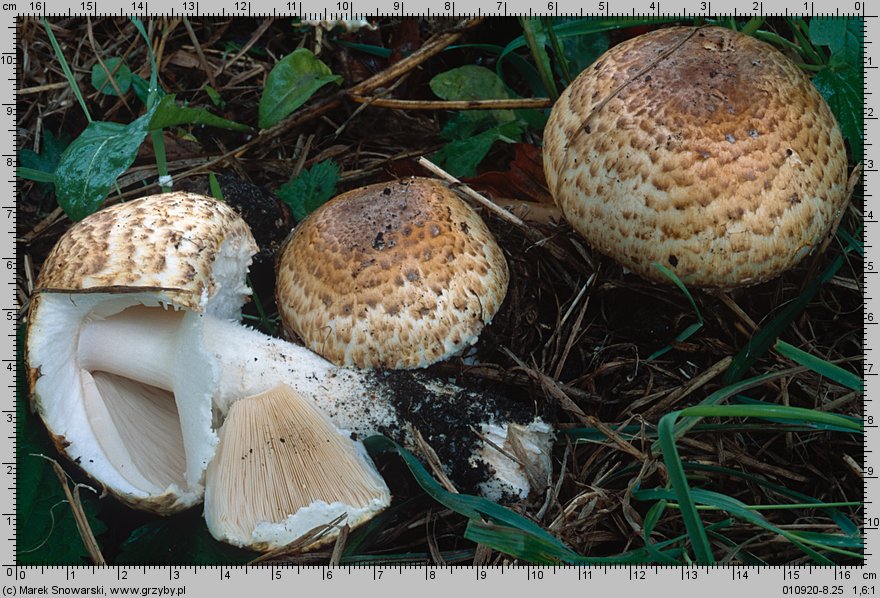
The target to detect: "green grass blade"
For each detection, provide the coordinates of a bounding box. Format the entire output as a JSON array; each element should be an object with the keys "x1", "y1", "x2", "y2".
[
  {"x1": 41, "y1": 19, "x2": 91, "y2": 123},
  {"x1": 656, "y1": 412, "x2": 714, "y2": 563},
  {"x1": 130, "y1": 18, "x2": 159, "y2": 108},
  {"x1": 774, "y1": 339, "x2": 864, "y2": 392},
  {"x1": 635, "y1": 488, "x2": 846, "y2": 562},
  {"x1": 363, "y1": 435, "x2": 579, "y2": 560},
  {"x1": 650, "y1": 366, "x2": 810, "y2": 455},
  {"x1": 654, "y1": 404, "x2": 862, "y2": 564},
  {"x1": 677, "y1": 404, "x2": 862, "y2": 433},
  {"x1": 683, "y1": 463, "x2": 860, "y2": 536},
  {"x1": 18, "y1": 167, "x2": 55, "y2": 183},
  {"x1": 518, "y1": 18, "x2": 558, "y2": 100},
  {"x1": 724, "y1": 252, "x2": 844, "y2": 384},
  {"x1": 649, "y1": 263, "x2": 704, "y2": 359}
]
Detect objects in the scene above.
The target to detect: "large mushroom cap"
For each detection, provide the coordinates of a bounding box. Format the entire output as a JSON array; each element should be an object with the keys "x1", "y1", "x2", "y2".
[
  {"x1": 543, "y1": 26, "x2": 849, "y2": 288},
  {"x1": 26, "y1": 192, "x2": 258, "y2": 513},
  {"x1": 276, "y1": 177, "x2": 510, "y2": 369}
]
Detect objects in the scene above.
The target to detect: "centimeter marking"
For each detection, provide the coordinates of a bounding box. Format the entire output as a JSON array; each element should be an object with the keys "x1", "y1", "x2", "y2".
[
  {"x1": 5, "y1": 8, "x2": 14, "y2": 571},
  {"x1": 4, "y1": 0, "x2": 876, "y2": 593}
]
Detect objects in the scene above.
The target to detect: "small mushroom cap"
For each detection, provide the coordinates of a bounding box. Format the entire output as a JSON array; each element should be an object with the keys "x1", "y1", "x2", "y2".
[
  {"x1": 276, "y1": 178, "x2": 510, "y2": 369},
  {"x1": 543, "y1": 26, "x2": 849, "y2": 288}
]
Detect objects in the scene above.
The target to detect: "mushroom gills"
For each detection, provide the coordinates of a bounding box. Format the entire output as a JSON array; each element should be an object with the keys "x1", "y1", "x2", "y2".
[
  {"x1": 81, "y1": 371, "x2": 186, "y2": 494},
  {"x1": 75, "y1": 303, "x2": 217, "y2": 500},
  {"x1": 204, "y1": 383, "x2": 390, "y2": 551}
]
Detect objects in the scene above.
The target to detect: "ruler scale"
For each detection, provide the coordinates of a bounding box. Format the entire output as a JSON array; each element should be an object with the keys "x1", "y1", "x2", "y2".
[{"x1": 8, "y1": 1, "x2": 877, "y2": 594}]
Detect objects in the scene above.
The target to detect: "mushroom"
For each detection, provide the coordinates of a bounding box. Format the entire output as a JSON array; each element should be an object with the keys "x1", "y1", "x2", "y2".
[
  {"x1": 276, "y1": 177, "x2": 510, "y2": 369},
  {"x1": 26, "y1": 192, "x2": 552, "y2": 542},
  {"x1": 204, "y1": 383, "x2": 389, "y2": 550},
  {"x1": 26, "y1": 192, "x2": 256, "y2": 513},
  {"x1": 543, "y1": 26, "x2": 849, "y2": 288}
]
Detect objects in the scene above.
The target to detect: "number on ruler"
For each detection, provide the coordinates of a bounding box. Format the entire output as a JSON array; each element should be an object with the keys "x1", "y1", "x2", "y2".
[
  {"x1": 393, "y1": 1, "x2": 402, "y2": 10},
  {"x1": 132, "y1": 1, "x2": 146, "y2": 9},
  {"x1": 182, "y1": 0, "x2": 196, "y2": 8},
  {"x1": 29, "y1": 1, "x2": 44, "y2": 9},
  {"x1": 598, "y1": 1, "x2": 606, "y2": 10},
  {"x1": 81, "y1": 1, "x2": 96, "y2": 9},
  {"x1": 337, "y1": 1, "x2": 351, "y2": 9},
  {"x1": 233, "y1": 1, "x2": 248, "y2": 10}
]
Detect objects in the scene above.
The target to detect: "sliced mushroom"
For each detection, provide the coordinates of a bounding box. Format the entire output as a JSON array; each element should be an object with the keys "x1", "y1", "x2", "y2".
[
  {"x1": 204, "y1": 384, "x2": 389, "y2": 551},
  {"x1": 27, "y1": 192, "x2": 255, "y2": 512},
  {"x1": 27, "y1": 192, "x2": 553, "y2": 525}
]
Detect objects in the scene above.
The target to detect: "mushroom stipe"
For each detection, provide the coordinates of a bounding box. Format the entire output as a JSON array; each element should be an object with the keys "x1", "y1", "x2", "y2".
[{"x1": 25, "y1": 192, "x2": 554, "y2": 550}]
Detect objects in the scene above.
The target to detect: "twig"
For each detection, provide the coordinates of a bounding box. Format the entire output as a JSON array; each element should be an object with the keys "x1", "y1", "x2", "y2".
[
  {"x1": 416, "y1": 156, "x2": 527, "y2": 228},
  {"x1": 42, "y1": 456, "x2": 105, "y2": 565},
  {"x1": 18, "y1": 82, "x2": 68, "y2": 95},
  {"x1": 182, "y1": 17, "x2": 217, "y2": 89},
  {"x1": 86, "y1": 18, "x2": 132, "y2": 112},
  {"x1": 347, "y1": 96, "x2": 553, "y2": 111},
  {"x1": 328, "y1": 524, "x2": 349, "y2": 566},
  {"x1": 349, "y1": 18, "x2": 484, "y2": 97},
  {"x1": 412, "y1": 427, "x2": 459, "y2": 494},
  {"x1": 501, "y1": 347, "x2": 649, "y2": 463},
  {"x1": 215, "y1": 17, "x2": 274, "y2": 80},
  {"x1": 417, "y1": 156, "x2": 588, "y2": 287}
]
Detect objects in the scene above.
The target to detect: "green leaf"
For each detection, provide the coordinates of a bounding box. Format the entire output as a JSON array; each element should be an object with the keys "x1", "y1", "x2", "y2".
[
  {"x1": 258, "y1": 48, "x2": 342, "y2": 129},
  {"x1": 432, "y1": 121, "x2": 522, "y2": 178},
  {"x1": 54, "y1": 110, "x2": 154, "y2": 221},
  {"x1": 19, "y1": 129, "x2": 68, "y2": 188},
  {"x1": 208, "y1": 173, "x2": 224, "y2": 201},
  {"x1": 149, "y1": 94, "x2": 250, "y2": 132},
  {"x1": 812, "y1": 65, "x2": 863, "y2": 158},
  {"x1": 203, "y1": 84, "x2": 224, "y2": 108},
  {"x1": 809, "y1": 18, "x2": 862, "y2": 67},
  {"x1": 276, "y1": 159, "x2": 339, "y2": 221},
  {"x1": 807, "y1": 18, "x2": 863, "y2": 157},
  {"x1": 91, "y1": 57, "x2": 132, "y2": 97},
  {"x1": 117, "y1": 509, "x2": 256, "y2": 565},
  {"x1": 430, "y1": 65, "x2": 516, "y2": 123}
]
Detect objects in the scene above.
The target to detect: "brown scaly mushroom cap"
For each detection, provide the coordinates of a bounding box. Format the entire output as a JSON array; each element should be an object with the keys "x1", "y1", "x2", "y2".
[
  {"x1": 276, "y1": 177, "x2": 510, "y2": 369},
  {"x1": 543, "y1": 26, "x2": 849, "y2": 288}
]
